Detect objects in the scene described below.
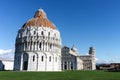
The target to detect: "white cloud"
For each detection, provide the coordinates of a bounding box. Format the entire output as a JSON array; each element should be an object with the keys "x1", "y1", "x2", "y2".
[
  {"x1": 97, "y1": 59, "x2": 109, "y2": 63},
  {"x1": 0, "y1": 49, "x2": 13, "y2": 55},
  {"x1": 96, "y1": 56, "x2": 120, "y2": 63},
  {"x1": 85, "y1": 53, "x2": 89, "y2": 55},
  {"x1": 0, "y1": 49, "x2": 14, "y2": 60},
  {"x1": 95, "y1": 57, "x2": 98, "y2": 61}
]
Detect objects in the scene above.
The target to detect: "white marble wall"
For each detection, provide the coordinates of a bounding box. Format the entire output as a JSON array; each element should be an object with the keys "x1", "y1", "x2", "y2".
[{"x1": 14, "y1": 26, "x2": 62, "y2": 71}]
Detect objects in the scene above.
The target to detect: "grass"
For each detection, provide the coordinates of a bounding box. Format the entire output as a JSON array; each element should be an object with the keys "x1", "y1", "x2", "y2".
[{"x1": 0, "y1": 70, "x2": 120, "y2": 80}]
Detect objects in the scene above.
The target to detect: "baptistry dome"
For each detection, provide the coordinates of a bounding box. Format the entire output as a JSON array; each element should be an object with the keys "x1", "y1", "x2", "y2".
[{"x1": 22, "y1": 9, "x2": 56, "y2": 29}]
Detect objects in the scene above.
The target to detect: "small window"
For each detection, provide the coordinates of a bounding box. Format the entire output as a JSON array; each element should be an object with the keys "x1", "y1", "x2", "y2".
[
  {"x1": 34, "y1": 31, "x2": 36, "y2": 34},
  {"x1": 26, "y1": 31, "x2": 28, "y2": 35},
  {"x1": 33, "y1": 55, "x2": 35, "y2": 61},
  {"x1": 71, "y1": 62, "x2": 73, "y2": 70},
  {"x1": 41, "y1": 31, "x2": 44, "y2": 35},
  {"x1": 55, "y1": 57, "x2": 57, "y2": 62},
  {"x1": 43, "y1": 36, "x2": 45, "y2": 39},
  {"x1": 39, "y1": 43, "x2": 41, "y2": 49},
  {"x1": 54, "y1": 34, "x2": 56, "y2": 37},
  {"x1": 48, "y1": 32, "x2": 50, "y2": 36},
  {"x1": 49, "y1": 56, "x2": 51, "y2": 62},
  {"x1": 41, "y1": 56, "x2": 44, "y2": 61},
  {"x1": 64, "y1": 62, "x2": 67, "y2": 70},
  {"x1": 50, "y1": 44, "x2": 52, "y2": 49}
]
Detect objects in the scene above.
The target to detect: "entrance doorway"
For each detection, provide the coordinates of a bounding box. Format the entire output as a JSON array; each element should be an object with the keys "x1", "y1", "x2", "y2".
[
  {"x1": 23, "y1": 53, "x2": 29, "y2": 70},
  {"x1": 64, "y1": 62, "x2": 67, "y2": 70},
  {"x1": 23, "y1": 61, "x2": 28, "y2": 70},
  {"x1": 71, "y1": 62, "x2": 73, "y2": 70}
]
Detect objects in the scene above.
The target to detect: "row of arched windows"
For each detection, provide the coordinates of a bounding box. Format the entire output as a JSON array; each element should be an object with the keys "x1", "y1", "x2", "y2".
[
  {"x1": 32, "y1": 55, "x2": 57, "y2": 62},
  {"x1": 22, "y1": 42, "x2": 59, "y2": 51},
  {"x1": 16, "y1": 41, "x2": 60, "y2": 53}
]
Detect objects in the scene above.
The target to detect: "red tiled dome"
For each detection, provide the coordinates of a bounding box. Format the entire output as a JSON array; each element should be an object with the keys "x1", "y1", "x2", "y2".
[{"x1": 22, "y1": 9, "x2": 56, "y2": 29}]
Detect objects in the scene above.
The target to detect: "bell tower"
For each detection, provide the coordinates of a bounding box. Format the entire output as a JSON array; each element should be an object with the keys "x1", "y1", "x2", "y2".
[
  {"x1": 89, "y1": 47, "x2": 95, "y2": 55},
  {"x1": 89, "y1": 47, "x2": 96, "y2": 70}
]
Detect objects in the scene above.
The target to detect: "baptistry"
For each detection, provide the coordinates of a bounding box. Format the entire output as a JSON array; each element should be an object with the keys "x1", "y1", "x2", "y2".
[{"x1": 14, "y1": 9, "x2": 62, "y2": 71}]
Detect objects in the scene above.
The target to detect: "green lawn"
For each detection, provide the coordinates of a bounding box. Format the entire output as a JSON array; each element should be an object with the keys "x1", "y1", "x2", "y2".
[{"x1": 0, "y1": 70, "x2": 120, "y2": 80}]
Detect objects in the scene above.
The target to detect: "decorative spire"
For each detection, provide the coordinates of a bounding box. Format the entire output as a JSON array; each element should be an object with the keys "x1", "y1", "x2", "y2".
[
  {"x1": 72, "y1": 45, "x2": 76, "y2": 49},
  {"x1": 71, "y1": 45, "x2": 78, "y2": 51},
  {"x1": 34, "y1": 8, "x2": 47, "y2": 18}
]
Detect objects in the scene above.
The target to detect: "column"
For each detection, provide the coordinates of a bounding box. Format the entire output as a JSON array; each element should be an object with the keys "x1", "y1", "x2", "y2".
[
  {"x1": 48, "y1": 43, "x2": 50, "y2": 51},
  {"x1": 62, "y1": 62, "x2": 64, "y2": 70},
  {"x1": 46, "y1": 43, "x2": 48, "y2": 51},
  {"x1": 67, "y1": 62, "x2": 68, "y2": 70},
  {"x1": 43, "y1": 42, "x2": 45, "y2": 51},
  {"x1": 35, "y1": 42, "x2": 37, "y2": 50},
  {"x1": 37, "y1": 42, "x2": 40, "y2": 51},
  {"x1": 51, "y1": 44, "x2": 52, "y2": 52},
  {"x1": 31, "y1": 42, "x2": 33, "y2": 50},
  {"x1": 53, "y1": 44, "x2": 54, "y2": 52},
  {"x1": 20, "y1": 54, "x2": 23, "y2": 70},
  {"x1": 72, "y1": 62, "x2": 74, "y2": 70},
  {"x1": 45, "y1": 43, "x2": 47, "y2": 51},
  {"x1": 41, "y1": 42, "x2": 43, "y2": 51}
]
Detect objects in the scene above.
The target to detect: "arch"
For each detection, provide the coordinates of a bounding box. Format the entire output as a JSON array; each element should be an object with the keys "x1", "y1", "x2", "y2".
[
  {"x1": 40, "y1": 52, "x2": 47, "y2": 71},
  {"x1": 34, "y1": 52, "x2": 39, "y2": 71},
  {"x1": 23, "y1": 53, "x2": 29, "y2": 70},
  {"x1": 22, "y1": 52, "x2": 39, "y2": 71},
  {"x1": 40, "y1": 52, "x2": 47, "y2": 62}
]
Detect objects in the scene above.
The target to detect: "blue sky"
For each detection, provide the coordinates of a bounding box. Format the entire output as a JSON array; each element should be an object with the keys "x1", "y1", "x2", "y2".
[{"x1": 0, "y1": 0, "x2": 120, "y2": 63}]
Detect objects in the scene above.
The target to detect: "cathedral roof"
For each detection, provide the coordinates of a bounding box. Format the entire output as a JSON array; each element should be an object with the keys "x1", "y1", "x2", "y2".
[{"x1": 22, "y1": 9, "x2": 56, "y2": 29}]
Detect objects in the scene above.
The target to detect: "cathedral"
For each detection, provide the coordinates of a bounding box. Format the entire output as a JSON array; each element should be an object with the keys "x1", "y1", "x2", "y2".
[
  {"x1": 61, "y1": 46, "x2": 96, "y2": 70},
  {"x1": 14, "y1": 9, "x2": 96, "y2": 71}
]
